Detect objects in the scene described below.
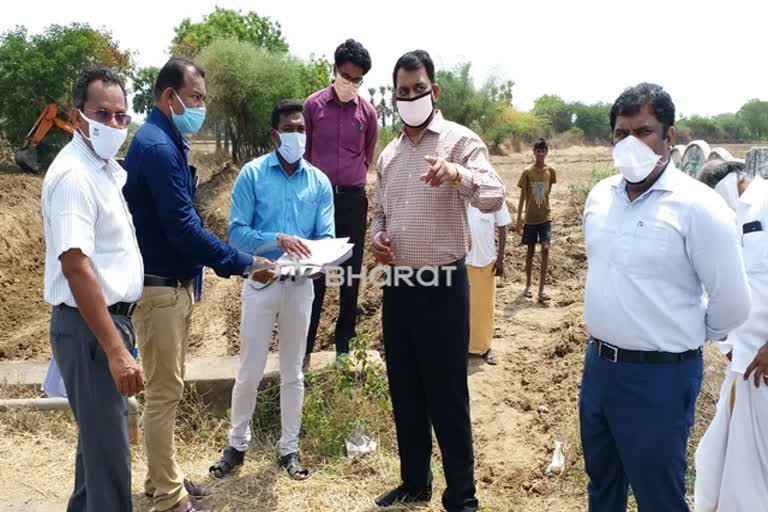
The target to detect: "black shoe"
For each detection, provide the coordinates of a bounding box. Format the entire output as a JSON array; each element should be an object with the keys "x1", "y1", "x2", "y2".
[{"x1": 374, "y1": 484, "x2": 432, "y2": 507}]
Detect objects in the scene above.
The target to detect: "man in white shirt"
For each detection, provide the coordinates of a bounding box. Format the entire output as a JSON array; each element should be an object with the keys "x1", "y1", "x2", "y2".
[
  {"x1": 41, "y1": 68, "x2": 144, "y2": 512},
  {"x1": 580, "y1": 83, "x2": 751, "y2": 512},
  {"x1": 694, "y1": 159, "x2": 768, "y2": 512},
  {"x1": 466, "y1": 204, "x2": 511, "y2": 365}
]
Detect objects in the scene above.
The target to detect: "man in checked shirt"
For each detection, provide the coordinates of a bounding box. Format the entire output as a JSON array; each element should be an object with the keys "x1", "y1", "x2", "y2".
[{"x1": 370, "y1": 49, "x2": 506, "y2": 512}]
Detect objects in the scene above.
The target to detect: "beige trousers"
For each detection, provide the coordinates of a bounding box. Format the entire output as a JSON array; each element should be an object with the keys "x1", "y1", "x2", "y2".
[
  {"x1": 133, "y1": 284, "x2": 194, "y2": 512},
  {"x1": 468, "y1": 261, "x2": 496, "y2": 355}
]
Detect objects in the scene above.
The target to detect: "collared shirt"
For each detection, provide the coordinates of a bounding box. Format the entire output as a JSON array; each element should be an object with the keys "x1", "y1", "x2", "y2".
[
  {"x1": 722, "y1": 175, "x2": 768, "y2": 374},
  {"x1": 123, "y1": 107, "x2": 252, "y2": 280},
  {"x1": 371, "y1": 111, "x2": 506, "y2": 268},
  {"x1": 466, "y1": 204, "x2": 512, "y2": 267},
  {"x1": 229, "y1": 152, "x2": 335, "y2": 260},
  {"x1": 583, "y1": 164, "x2": 751, "y2": 352},
  {"x1": 304, "y1": 86, "x2": 379, "y2": 186},
  {"x1": 42, "y1": 132, "x2": 144, "y2": 307}
]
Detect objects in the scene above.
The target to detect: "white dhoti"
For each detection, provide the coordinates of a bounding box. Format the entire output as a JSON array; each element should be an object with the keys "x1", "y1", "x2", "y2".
[{"x1": 694, "y1": 367, "x2": 768, "y2": 511}]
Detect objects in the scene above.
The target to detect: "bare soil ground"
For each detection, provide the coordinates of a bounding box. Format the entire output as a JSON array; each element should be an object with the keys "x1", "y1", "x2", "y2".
[{"x1": 0, "y1": 145, "x2": 747, "y2": 510}]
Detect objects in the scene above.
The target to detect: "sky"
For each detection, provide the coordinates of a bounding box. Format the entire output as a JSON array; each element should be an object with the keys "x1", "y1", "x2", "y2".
[{"x1": 4, "y1": 0, "x2": 767, "y2": 119}]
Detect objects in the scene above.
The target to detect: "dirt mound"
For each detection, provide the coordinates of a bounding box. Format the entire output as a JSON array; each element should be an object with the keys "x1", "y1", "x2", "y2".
[{"x1": 0, "y1": 173, "x2": 48, "y2": 359}]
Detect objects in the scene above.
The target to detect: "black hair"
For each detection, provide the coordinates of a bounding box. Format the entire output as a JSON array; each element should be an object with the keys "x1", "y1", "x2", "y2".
[
  {"x1": 610, "y1": 82, "x2": 676, "y2": 134},
  {"x1": 271, "y1": 100, "x2": 304, "y2": 129},
  {"x1": 334, "y1": 39, "x2": 372, "y2": 75},
  {"x1": 154, "y1": 56, "x2": 206, "y2": 99},
  {"x1": 392, "y1": 50, "x2": 435, "y2": 88},
  {"x1": 698, "y1": 160, "x2": 745, "y2": 189},
  {"x1": 533, "y1": 138, "x2": 549, "y2": 152},
  {"x1": 73, "y1": 67, "x2": 127, "y2": 110}
]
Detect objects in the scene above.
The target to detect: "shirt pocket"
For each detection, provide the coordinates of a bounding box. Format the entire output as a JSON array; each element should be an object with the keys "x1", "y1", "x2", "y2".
[
  {"x1": 341, "y1": 113, "x2": 366, "y2": 152},
  {"x1": 743, "y1": 229, "x2": 768, "y2": 272},
  {"x1": 615, "y1": 219, "x2": 673, "y2": 276},
  {"x1": 295, "y1": 191, "x2": 318, "y2": 235}
]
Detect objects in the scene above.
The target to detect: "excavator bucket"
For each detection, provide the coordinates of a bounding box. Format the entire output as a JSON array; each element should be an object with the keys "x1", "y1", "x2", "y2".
[{"x1": 14, "y1": 145, "x2": 40, "y2": 173}]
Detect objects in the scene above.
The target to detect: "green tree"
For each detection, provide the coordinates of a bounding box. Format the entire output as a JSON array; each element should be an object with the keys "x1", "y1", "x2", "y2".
[
  {"x1": 533, "y1": 94, "x2": 572, "y2": 134},
  {"x1": 131, "y1": 66, "x2": 159, "y2": 115},
  {"x1": 570, "y1": 102, "x2": 611, "y2": 142},
  {"x1": 738, "y1": 99, "x2": 768, "y2": 139},
  {"x1": 683, "y1": 115, "x2": 724, "y2": 141},
  {"x1": 0, "y1": 24, "x2": 134, "y2": 163},
  {"x1": 171, "y1": 7, "x2": 288, "y2": 57},
  {"x1": 714, "y1": 113, "x2": 751, "y2": 142},
  {"x1": 197, "y1": 39, "x2": 327, "y2": 162}
]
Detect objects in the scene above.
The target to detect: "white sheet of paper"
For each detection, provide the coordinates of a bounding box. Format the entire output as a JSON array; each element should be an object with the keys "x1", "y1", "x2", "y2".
[
  {"x1": 41, "y1": 357, "x2": 67, "y2": 398},
  {"x1": 276, "y1": 237, "x2": 354, "y2": 276}
]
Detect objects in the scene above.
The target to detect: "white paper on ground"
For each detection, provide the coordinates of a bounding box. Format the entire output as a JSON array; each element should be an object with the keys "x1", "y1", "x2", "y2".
[
  {"x1": 41, "y1": 357, "x2": 67, "y2": 398},
  {"x1": 545, "y1": 440, "x2": 566, "y2": 475}
]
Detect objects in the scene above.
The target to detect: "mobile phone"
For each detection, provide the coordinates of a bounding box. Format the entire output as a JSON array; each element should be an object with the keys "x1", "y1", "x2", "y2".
[{"x1": 743, "y1": 220, "x2": 763, "y2": 234}]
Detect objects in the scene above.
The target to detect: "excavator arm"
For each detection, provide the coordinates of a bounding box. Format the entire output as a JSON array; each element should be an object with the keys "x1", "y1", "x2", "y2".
[{"x1": 15, "y1": 103, "x2": 77, "y2": 173}]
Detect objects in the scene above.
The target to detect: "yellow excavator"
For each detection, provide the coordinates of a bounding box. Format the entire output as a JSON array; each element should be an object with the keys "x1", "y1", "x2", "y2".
[{"x1": 15, "y1": 103, "x2": 76, "y2": 173}]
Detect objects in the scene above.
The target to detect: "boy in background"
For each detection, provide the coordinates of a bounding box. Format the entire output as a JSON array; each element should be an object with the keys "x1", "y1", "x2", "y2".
[{"x1": 516, "y1": 138, "x2": 556, "y2": 302}]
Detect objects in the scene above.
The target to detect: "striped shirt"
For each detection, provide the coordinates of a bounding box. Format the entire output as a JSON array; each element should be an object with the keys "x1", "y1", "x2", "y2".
[
  {"x1": 42, "y1": 132, "x2": 144, "y2": 307},
  {"x1": 371, "y1": 111, "x2": 506, "y2": 267}
]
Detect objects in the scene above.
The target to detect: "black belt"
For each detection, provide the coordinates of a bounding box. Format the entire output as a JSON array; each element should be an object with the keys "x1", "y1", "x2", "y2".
[
  {"x1": 592, "y1": 337, "x2": 702, "y2": 364},
  {"x1": 333, "y1": 184, "x2": 365, "y2": 194},
  {"x1": 144, "y1": 275, "x2": 195, "y2": 288},
  {"x1": 56, "y1": 302, "x2": 136, "y2": 317}
]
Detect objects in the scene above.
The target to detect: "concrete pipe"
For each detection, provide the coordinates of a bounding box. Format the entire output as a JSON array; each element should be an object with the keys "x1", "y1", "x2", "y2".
[
  {"x1": 708, "y1": 147, "x2": 736, "y2": 162},
  {"x1": 670, "y1": 145, "x2": 686, "y2": 168},
  {"x1": 0, "y1": 397, "x2": 141, "y2": 445},
  {"x1": 682, "y1": 140, "x2": 711, "y2": 177},
  {"x1": 746, "y1": 147, "x2": 768, "y2": 179}
]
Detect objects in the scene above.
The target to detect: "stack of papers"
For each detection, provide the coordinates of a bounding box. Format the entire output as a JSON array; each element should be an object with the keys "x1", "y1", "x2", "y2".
[{"x1": 277, "y1": 237, "x2": 354, "y2": 278}]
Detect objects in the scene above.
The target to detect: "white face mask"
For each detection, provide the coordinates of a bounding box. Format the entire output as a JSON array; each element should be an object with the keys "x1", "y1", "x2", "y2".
[
  {"x1": 78, "y1": 111, "x2": 128, "y2": 160},
  {"x1": 612, "y1": 135, "x2": 663, "y2": 184},
  {"x1": 396, "y1": 90, "x2": 435, "y2": 128},
  {"x1": 715, "y1": 172, "x2": 740, "y2": 211},
  {"x1": 277, "y1": 132, "x2": 306, "y2": 164}
]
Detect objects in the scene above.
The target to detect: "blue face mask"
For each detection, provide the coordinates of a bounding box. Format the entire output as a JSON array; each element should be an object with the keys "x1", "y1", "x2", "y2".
[
  {"x1": 171, "y1": 90, "x2": 206, "y2": 134},
  {"x1": 277, "y1": 132, "x2": 306, "y2": 164}
]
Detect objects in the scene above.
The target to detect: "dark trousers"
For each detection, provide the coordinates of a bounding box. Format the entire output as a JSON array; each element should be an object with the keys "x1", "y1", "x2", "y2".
[
  {"x1": 579, "y1": 342, "x2": 703, "y2": 512},
  {"x1": 382, "y1": 261, "x2": 478, "y2": 512},
  {"x1": 50, "y1": 305, "x2": 135, "y2": 512},
  {"x1": 306, "y1": 188, "x2": 368, "y2": 355}
]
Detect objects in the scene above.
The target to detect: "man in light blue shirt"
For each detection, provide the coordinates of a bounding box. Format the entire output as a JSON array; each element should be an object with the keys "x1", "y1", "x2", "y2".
[
  {"x1": 210, "y1": 100, "x2": 334, "y2": 482},
  {"x1": 580, "y1": 83, "x2": 751, "y2": 512}
]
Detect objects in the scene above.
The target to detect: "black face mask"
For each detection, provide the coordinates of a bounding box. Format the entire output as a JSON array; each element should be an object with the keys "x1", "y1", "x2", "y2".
[{"x1": 395, "y1": 90, "x2": 435, "y2": 128}]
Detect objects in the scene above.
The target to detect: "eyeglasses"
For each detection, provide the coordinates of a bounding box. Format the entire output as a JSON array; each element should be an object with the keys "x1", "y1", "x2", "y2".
[
  {"x1": 84, "y1": 108, "x2": 132, "y2": 128},
  {"x1": 337, "y1": 70, "x2": 364, "y2": 87}
]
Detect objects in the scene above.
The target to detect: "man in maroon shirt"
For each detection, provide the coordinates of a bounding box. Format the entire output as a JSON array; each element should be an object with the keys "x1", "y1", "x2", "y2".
[{"x1": 303, "y1": 39, "x2": 379, "y2": 362}]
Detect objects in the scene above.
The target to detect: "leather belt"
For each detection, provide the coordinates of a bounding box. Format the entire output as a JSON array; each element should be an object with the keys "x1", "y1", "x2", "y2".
[
  {"x1": 333, "y1": 184, "x2": 365, "y2": 194},
  {"x1": 144, "y1": 275, "x2": 195, "y2": 288},
  {"x1": 592, "y1": 337, "x2": 702, "y2": 364},
  {"x1": 56, "y1": 302, "x2": 136, "y2": 318}
]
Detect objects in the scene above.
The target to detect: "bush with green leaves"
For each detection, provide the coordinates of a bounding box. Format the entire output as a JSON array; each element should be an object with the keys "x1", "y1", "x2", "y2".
[
  {"x1": 301, "y1": 335, "x2": 392, "y2": 459},
  {"x1": 196, "y1": 39, "x2": 328, "y2": 162}
]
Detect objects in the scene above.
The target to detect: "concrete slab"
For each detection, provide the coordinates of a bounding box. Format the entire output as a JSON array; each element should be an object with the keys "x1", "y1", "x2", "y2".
[{"x1": 0, "y1": 350, "x2": 384, "y2": 409}]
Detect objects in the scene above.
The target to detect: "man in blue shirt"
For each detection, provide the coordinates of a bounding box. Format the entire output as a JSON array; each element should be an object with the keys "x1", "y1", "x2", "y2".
[
  {"x1": 123, "y1": 57, "x2": 268, "y2": 512},
  {"x1": 209, "y1": 100, "x2": 334, "y2": 481}
]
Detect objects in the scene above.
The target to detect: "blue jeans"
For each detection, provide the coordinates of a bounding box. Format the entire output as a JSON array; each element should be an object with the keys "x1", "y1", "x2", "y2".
[{"x1": 579, "y1": 342, "x2": 703, "y2": 512}]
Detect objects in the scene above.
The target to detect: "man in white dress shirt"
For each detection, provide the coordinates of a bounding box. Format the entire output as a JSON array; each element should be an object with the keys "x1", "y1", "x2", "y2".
[
  {"x1": 41, "y1": 68, "x2": 144, "y2": 512},
  {"x1": 694, "y1": 159, "x2": 768, "y2": 511},
  {"x1": 579, "y1": 82, "x2": 751, "y2": 512}
]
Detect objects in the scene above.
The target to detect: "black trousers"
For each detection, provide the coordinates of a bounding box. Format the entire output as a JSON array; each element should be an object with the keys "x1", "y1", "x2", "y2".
[
  {"x1": 306, "y1": 187, "x2": 368, "y2": 355},
  {"x1": 50, "y1": 306, "x2": 135, "y2": 512},
  {"x1": 382, "y1": 261, "x2": 478, "y2": 512}
]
